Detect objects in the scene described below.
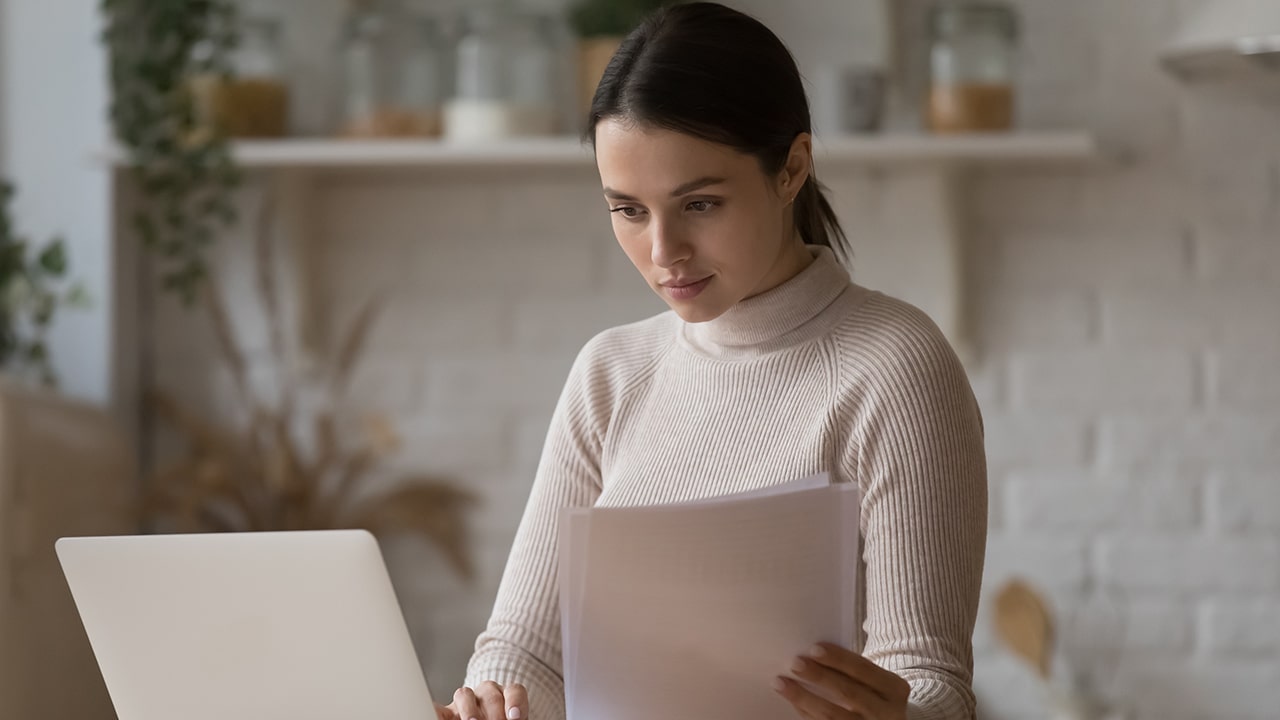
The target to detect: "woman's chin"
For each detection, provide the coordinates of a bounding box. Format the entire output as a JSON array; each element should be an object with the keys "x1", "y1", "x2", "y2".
[{"x1": 664, "y1": 297, "x2": 730, "y2": 324}]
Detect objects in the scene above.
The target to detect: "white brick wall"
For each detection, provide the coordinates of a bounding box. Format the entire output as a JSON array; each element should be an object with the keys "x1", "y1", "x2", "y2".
[
  {"x1": 142, "y1": 0, "x2": 1280, "y2": 717},
  {"x1": 1110, "y1": 661, "x2": 1280, "y2": 720},
  {"x1": 1202, "y1": 598, "x2": 1280, "y2": 657},
  {"x1": 1009, "y1": 350, "x2": 1199, "y2": 413},
  {"x1": 1005, "y1": 469, "x2": 1200, "y2": 533},
  {"x1": 1098, "y1": 536, "x2": 1280, "y2": 594},
  {"x1": 1208, "y1": 473, "x2": 1280, "y2": 533}
]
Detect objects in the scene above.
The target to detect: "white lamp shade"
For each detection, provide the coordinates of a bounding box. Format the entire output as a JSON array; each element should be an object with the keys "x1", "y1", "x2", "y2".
[{"x1": 1163, "y1": 0, "x2": 1280, "y2": 79}]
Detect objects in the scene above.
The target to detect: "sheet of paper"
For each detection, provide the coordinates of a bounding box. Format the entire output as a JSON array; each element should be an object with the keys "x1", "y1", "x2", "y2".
[
  {"x1": 560, "y1": 477, "x2": 859, "y2": 720},
  {"x1": 559, "y1": 472, "x2": 833, "y2": 696},
  {"x1": 559, "y1": 472, "x2": 834, "y2": 698}
]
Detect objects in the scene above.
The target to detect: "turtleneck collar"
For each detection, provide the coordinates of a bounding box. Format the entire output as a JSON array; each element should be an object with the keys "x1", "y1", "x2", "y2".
[{"x1": 679, "y1": 245, "x2": 855, "y2": 359}]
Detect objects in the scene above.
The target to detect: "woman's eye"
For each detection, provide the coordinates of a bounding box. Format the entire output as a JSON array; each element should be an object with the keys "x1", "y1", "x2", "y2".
[
  {"x1": 687, "y1": 200, "x2": 717, "y2": 212},
  {"x1": 610, "y1": 206, "x2": 643, "y2": 219}
]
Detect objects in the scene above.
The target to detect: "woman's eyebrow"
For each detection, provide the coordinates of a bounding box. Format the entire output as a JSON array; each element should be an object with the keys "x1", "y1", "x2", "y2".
[
  {"x1": 669, "y1": 176, "x2": 727, "y2": 196},
  {"x1": 602, "y1": 176, "x2": 728, "y2": 201},
  {"x1": 603, "y1": 187, "x2": 639, "y2": 201}
]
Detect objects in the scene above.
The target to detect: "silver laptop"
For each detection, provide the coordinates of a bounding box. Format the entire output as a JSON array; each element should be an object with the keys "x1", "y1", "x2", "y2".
[{"x1": 56, "y1": 529, "x2": 437, "y2": 720}]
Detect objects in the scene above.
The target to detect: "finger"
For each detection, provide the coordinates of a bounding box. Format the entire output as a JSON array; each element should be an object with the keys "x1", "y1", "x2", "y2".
[
  {"x1": 434, "y1": 702, "x2": 460, "y2": 720},
  {"x1": 505, "y1": 683, "x2": 529, "y2": 719},
  {"x1": 775, "y1": 675, "x2": 863, "y2": 719},
  {"x1": 475, "y1": 681, "x2": 507, "y2": 720},
  {"x1": 806, "y1": 643, "x2": 909, "y2": 702},
  {"x1": 453, "y1": 687, "x2": 482, "y2": 720},
  {"x1": 789, "y1": 656, "x2": 890, "y2": 717}
]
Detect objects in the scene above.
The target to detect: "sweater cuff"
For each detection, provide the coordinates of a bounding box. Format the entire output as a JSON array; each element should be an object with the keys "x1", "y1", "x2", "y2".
[
  {"x1": 465, "y1": 652, "x2": 567, "y2": 720},
  {"x1": 905, "y1": 676, "x2": 977, "y2": 720}
]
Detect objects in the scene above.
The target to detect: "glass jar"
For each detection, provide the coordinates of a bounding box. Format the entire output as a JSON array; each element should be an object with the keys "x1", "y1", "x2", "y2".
[
  {"x1": 927, "y1": 2, "x2": 1018, "y2": 133},
  {"x1": 398, "y1": 16, "x2": 447, "y2": 137},
  {"x1": 338, "y1": 0, "x2": 412, "y2": 137},
  {"x1": 444, "y1": 7, "x2": 516, "y2": 141},
  {"x1": 191, "y1": 16, "x2": 290, "y2": 138},
  {"x1": 505, "y1": 12, "x2": 561, "y2": 136}
]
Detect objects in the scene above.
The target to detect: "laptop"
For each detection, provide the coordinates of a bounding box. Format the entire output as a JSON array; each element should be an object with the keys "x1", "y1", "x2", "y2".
[{"x1": 56, "y1": 529, "x2": 437, "y2": 720}]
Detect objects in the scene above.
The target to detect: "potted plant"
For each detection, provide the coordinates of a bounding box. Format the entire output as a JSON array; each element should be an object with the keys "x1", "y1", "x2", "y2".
[
  {"x1": 0, "y1": 181, "x2": 90, "y2": 387},
  {"x1": 100, "y1": 0, "x2": 242, "y2": 305},
  {"x1": 569, "y1": 0, "x2": 672, "y2": 118}
]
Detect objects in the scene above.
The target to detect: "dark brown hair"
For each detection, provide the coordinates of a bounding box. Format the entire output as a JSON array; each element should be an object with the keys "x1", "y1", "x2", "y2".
[{"x1": 585, "y1": 1, "x2": 848, "y2": 260}]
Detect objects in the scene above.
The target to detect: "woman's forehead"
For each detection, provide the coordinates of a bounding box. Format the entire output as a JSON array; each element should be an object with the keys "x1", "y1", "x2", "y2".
[{"x1": 594, "y1": 119, "x2": 758, "y2": 192}]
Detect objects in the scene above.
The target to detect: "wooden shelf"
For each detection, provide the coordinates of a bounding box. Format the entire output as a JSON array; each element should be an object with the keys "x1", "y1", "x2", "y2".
[
  {"x1": 813, "y1": 131, "x2": 1098, "y2": 164},
  {"x1": 104, "y1": 130, "x2": 1102, "y2": 366},
  {"x1": 104, "y1": 132, "x2": 1099, "y2": 171}
]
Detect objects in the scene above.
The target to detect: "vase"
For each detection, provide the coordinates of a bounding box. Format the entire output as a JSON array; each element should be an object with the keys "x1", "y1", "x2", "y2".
[{"x1": 577, "y1": 36, "x2": 623, "y2": 121}]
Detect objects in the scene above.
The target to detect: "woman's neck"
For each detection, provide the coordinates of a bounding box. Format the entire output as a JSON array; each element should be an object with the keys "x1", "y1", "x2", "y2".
[{"x1": 745, "y1": 237, "x2": 814, "y2": 300}]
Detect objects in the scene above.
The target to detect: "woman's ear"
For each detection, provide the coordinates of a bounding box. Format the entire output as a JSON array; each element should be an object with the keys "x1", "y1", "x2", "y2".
[{"x1": 778, "y1": 133, "x2": 814, "y2": 204}]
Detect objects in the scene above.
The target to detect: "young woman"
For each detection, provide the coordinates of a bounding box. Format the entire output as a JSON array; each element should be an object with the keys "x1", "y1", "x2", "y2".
[{"x1": 437, "y1": 4, "x2": 987, "y2": 719}]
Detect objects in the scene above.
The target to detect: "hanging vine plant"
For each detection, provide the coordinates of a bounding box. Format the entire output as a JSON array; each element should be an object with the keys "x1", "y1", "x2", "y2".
[
  {"x1": 0, "y1": 181, "x2": 91, "y2": 386},
  {"x1": 100, "y1": 0, "x2": 242, "y2": 304}
]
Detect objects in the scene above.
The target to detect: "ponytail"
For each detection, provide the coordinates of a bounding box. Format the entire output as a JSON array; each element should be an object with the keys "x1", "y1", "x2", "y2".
[{"x1": 793, "y1": 174, "x2": 849, "y2": 263}]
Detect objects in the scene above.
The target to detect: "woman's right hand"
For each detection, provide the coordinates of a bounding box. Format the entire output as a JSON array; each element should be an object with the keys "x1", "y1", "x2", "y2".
[{"x1": 434, "y1": 681, "x2": 528, "y2": 720}]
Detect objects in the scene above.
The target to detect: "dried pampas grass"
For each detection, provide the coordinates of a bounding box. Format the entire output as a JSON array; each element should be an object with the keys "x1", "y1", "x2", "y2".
[{"x1": 145, "y1": 192, "x2": 476, "y2": 581}]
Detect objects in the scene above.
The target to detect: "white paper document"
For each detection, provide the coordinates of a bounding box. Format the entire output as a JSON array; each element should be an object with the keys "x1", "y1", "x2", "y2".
[{"x1": 558, "y1": 473, "x2": 860, "y2": 719}]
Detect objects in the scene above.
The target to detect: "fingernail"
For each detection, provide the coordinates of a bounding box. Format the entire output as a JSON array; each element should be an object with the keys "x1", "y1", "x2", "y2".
[
  {"x1": 508, "y1": 709, "x2": 522, "y2": 720},
  {"x1": 791, "y1": 657, "x2": 808, "y2": 673},
  {"x1": 773, "y1": 676, "x2": 787, "y2": 693},
  {"x1": 809, "y1": 644, "x2": 827, "y2": 657}
]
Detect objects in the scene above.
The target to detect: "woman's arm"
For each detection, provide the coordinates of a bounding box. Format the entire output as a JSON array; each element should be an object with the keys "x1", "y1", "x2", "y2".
[
  {"x1": 462, "y1": 338, "x2": 612, "y2": 720},
  {"x1": 847, "y1": 319, "x2": 989, "y2": 720}
]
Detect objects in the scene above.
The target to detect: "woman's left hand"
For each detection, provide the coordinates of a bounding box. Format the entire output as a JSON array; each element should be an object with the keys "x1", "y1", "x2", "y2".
[{"x1": 774, "y1": 642, "x2": 910, "y2": 719}]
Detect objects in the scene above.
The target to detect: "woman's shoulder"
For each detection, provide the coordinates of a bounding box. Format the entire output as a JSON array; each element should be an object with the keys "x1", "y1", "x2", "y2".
[
  {"x1": 831, "y1": 285, "x2": 964, "y2": 378},
  {"x1": 569, "y1": 309, "x2": 681, "y2": 390},
  {"x1": 829, "y1": 286, "x2": 982, "y2": 437},
  {"x1": 584, "y1": 309, "x2": 681, "y2": 355}
]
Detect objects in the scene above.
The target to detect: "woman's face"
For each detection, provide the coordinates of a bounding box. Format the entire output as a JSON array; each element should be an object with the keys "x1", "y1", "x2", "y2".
[{"x1": 594, "y1": 119, "x2": 813, "y2": 323}]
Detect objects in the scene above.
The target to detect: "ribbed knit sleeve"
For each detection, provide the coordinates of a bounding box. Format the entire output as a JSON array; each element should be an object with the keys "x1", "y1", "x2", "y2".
[
  {"x1": 839, "y1": 297, "x2": 988, "y2": 720},
  {"x1": 463, "y1": 335, "x2": 609, "y2": 720}
]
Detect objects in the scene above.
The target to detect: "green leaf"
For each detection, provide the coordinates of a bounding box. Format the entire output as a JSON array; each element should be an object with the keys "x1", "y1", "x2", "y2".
[
  {"x1": 0, "y1": 329, "x2": 18, "y2": 366},
  {"x1": 66, "y1": 283, "x2": 94, "y2": 309},
  {"x1": 37, "y1": 240, "x2": 68, "y2": 276},
  {"x1": 32, "y1": 293, "x2": 56, "y2": 327},
  {"x1": 25, "y1": 341, "x2": 47, "y2": 363}
]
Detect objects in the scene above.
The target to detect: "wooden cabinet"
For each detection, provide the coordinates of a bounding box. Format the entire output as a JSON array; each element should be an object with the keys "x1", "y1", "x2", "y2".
[{"x1": 0, "y1": 380, "x2": 136, "y2": 720}]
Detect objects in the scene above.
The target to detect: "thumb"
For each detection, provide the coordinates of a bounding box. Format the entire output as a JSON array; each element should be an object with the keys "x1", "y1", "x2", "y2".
[{"x1": 434, "y1": 702, "x2": 460, "y2": 720}]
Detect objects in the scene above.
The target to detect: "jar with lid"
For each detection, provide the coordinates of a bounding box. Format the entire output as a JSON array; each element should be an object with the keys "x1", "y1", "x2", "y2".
[
  {"x1": 191, "y1": 16, "x2": 290, "y2": 138},
  {"x1": 444, "y1": 6, "x2": 514, "y2": 141},
  {"x1": 926, "y1": 2, "x2": 1019, "y2": 133}
]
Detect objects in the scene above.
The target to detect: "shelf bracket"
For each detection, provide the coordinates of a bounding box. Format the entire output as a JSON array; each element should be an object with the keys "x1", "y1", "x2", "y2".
[
  {"x1": 850, "y1": 165, "x2": 975, "y2": 366},
  {"x1": 264, "y1": 169, "x2": 324, "y2": 364}
]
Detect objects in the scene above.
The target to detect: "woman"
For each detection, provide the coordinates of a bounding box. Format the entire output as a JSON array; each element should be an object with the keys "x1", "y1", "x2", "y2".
[{"x1": 437, "y1": 3, "x2": 987, "y2": 719}]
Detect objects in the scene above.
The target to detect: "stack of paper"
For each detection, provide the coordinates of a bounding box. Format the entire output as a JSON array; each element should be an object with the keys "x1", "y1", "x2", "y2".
[{"x1": 558, "y1": 474, "x2": 860, "y2": 719}]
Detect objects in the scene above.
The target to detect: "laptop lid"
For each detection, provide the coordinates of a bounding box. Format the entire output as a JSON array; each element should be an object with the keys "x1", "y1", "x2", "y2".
[{"x1": 56, "y1": 529, "x2": 435, "y2": 720}]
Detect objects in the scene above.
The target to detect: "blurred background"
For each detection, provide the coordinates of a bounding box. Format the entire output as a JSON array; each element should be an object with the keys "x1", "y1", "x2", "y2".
[{"x1": 1, "y1": 1, "x2": 1278, "y2": 719}]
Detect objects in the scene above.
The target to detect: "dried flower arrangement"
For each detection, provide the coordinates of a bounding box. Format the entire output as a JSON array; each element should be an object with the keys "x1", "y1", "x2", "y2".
[{"x1": 145, "y1": 195, "x2": 476, "y2": 580}]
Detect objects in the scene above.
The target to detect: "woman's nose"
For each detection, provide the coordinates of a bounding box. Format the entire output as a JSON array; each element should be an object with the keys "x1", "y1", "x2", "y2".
[{"x1": 649, "y1": 219, "x2": 692, "y2": 269}]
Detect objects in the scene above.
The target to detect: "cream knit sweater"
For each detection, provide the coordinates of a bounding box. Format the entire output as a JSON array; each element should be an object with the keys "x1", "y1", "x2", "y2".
[{"x1": 464, "y1": 246, "x2": 988, "y2": 720}]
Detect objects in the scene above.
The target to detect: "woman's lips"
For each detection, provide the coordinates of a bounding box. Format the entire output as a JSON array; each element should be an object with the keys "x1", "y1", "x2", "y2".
[{"x1": 661, "y1": 276, "x2": 712, "y2": 300}]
